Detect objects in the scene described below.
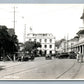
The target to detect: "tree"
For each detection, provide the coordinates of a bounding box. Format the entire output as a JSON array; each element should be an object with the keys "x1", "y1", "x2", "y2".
[
  {"x1": 0, "y1": 26, "x2": 19, "y2": 61},
  {"x1": 24, "y1": 41, "x2": 41, "y2": 54}
]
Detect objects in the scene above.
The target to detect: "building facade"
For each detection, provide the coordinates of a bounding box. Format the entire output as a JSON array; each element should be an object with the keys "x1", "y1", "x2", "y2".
[
  {"x1": 72, "y1": 29, "x2": 84, "y2": 54},
  {"x1": 72, "y1": 9, "x2": 84, "y2": 55},
  {"x1": 26, "y1": 33, "x2": 56, "y2": 55},
  {"x1": 67, "y1": 36, "x2": 79, "y2": 52},
  {"x1": 56, "y1": 39, "x2": 67, "y2": 53}
]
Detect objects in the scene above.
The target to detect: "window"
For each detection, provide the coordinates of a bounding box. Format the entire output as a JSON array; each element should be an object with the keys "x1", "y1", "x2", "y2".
[
  {"x1": 34, "y1": 39, "x2": 36, "y2": 41},
  {"x1": 29, "y1": 39, "x2": 31, "y2": 41},
  {"x1": 45, "y1": 45, "x2": 47, "y2": 48},
  {"x1": 44, "y1": 50, "x2": 46, "y2": 55},
  {"x1": 39, "y1": 39, "x2": 41, "y2": 42},
  {"x1": 50, "y1": 51, "x2": 52, "y2": 54},
  {"x1": 50, "y1": 45, "x2": 52, "y2": 48},
  {"x1": 40, "y1": 45, "x2": 42, "y2": 48},
  {"x1": 50, "y1": 39, "x2": 52, "y2": 43},
  {"x1": 45, "y1": 39, "x2": 47, "y2": 42}
]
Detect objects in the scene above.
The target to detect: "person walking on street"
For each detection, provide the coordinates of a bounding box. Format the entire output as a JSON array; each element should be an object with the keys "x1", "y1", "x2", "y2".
[
  {"x1": 77, "y1": 51, "x2": 83, "y2": 63},
  {"x1": 77, "y1": 51, "x2": 80, "y2": 62},
  {"x1": 80, "y1": 53, "x2": 83, "y2": 63}
]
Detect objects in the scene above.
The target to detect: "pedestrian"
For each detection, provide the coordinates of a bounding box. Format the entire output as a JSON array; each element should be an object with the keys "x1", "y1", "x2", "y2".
[
  {"x1": 76, "y1": 51, "x2": 83, "y2": 63},
  {"x1": 80, "y1": 53, "x2": 83, "y2": 63},
  {"x1": 76, "y1": 51, "x2": 80, "y2": 62}
]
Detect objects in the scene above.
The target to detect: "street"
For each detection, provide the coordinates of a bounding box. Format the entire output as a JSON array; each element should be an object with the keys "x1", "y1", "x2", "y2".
[{"x1": 0, "y1": 57, "x2": 83, "y2": 80}]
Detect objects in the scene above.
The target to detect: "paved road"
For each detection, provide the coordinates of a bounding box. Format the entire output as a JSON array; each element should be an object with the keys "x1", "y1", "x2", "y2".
[{"x1": 0, "y1": 57, "x2": 83, "y2": 80}]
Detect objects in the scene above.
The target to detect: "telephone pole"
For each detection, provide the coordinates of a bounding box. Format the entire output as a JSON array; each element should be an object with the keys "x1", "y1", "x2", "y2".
[
  {"x1": 13, "y1": 6, "x2": 17, "y2": 61},
  {"x1": 14, "y1": 6, "x2": 15, "y2": 32},
  {"x1": 66, "y1": 34, "x2": 69, "y2": 52},
  {"x1": 24, "y1": 24, "x2": 26, "y2": 43},
  {"x1": 13, "y1": 6, "x2": 17, "y2": 34}
]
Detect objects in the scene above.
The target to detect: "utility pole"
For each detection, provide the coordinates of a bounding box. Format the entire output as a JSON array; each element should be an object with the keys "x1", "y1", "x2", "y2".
[
  {"x1": 14, "y1": 6, "x2": 15, "y2": 32},
  {"x1": 66, "y1": 34, "x2": 69, "y2": 52},
  {"x1": 64, "y1": 36, "x2": 66, "y2": 52},
  {"x1": 13, "y1": 6, "x2": 16, "y2": 33},
  {"x1": 13, "y1": 6, "x2": 17, "y2": 34},
  {"x1": 13, "y1": 6, "x2": 17, "y2": 61},
  {"x1": 22, "y1": 16, "x2": 26, "y2": 43},
  {"x1": 24, "y1": 24, "x2": 26, "y2": 43}
]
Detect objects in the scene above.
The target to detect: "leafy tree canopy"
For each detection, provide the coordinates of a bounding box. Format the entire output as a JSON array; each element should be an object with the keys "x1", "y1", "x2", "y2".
[
  {"x1": 24, "y1": 41, "x2": 41, "y2": 53},
  {"x1": 0, "y1": 26, "x2": 19, "y2": 55}
]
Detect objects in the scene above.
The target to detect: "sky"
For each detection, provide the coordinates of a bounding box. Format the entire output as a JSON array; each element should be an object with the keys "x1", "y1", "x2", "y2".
[{"x1": 0, "y1": 4, "x2": 84, "y2": 42}]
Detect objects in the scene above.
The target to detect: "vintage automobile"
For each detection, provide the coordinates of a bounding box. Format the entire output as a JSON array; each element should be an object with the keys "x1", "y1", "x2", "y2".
[
  {"x1": 53, "y1": 53, "x2": 61, "y2": 58},
  {"x1": 17, "y1": 52, "x2": 35, "y2": 61},
  {"x1": 23, "y1": 52, "x2": 35, "y2": 61},
  {"x1": 58, "y1": 52, "x2": 69, "y2": 59},
  {"x1": 68, "y1": 51, "x2": 77, "y2": 59},
  {"x1": 45, "y1": 54, "x2": 52, "y2": 60}
]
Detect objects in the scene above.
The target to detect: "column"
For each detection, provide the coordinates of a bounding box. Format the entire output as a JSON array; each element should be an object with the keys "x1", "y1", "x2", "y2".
[
  {"x1": 82, "y1": 45, "x2": 84, "y2": 55},
  {"x1": 79, "y1": 46, "x2": 80, "y2": 53}
]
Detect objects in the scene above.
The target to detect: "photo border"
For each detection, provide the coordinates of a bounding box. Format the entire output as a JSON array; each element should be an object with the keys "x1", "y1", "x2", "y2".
[{"x1": 0, "y1": 0, "x2": 84, "y2": 84}]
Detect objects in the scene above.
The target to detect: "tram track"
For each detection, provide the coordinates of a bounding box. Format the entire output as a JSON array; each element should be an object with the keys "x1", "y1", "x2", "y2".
[
  {"x1": 0, "y1": 59, "x2": 55, "y2": 79},
  {"x1": 0, "y1": 57, "x2": 45, "y2": 69},
  {"x1": 56, "y1": 61, "x2": 82, "y2": 79},
  {"x1": 0, "y1": 58, "x2": 81, "y2": 79},
  {"x1": 71, "y1": 62, "x2": 82, "y2": 79}
]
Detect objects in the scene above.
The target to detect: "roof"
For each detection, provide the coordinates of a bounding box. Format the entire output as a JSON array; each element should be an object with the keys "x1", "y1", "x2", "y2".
[
  {"x1": 74, "y1": 36, "x2": 79, "y2": 38},
  {"x1": 80, "y1": 12, "x2": 84, "y2": 19},
  {"x1": 27, "y1": 33, "x2": 55, "y2": 39},
  {"x1": 77, "y1": 29, "x2": 84, "y2": 35}
]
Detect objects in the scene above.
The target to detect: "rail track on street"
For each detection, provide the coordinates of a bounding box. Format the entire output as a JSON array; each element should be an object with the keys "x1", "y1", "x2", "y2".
[
  {"x1": 0, "y1": 57, "x2": 44, "y2": 69},
  {"x1": 56, "y1": 61, "x2": 82, "y2": 79},
  {"x1": 0, "y1": 58, "x2": 56, "y2": 79},
  {"x1": 0, "y1": 58, "x2": 82, "y2": 79}
]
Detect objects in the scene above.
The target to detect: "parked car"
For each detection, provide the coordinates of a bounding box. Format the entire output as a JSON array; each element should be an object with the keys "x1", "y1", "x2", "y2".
[
  {"x1": 18, "y1": 52, "x2": 35, "y2": 61},
  {"x1": 58, "y1": 52, "x2": 69, "y2": 59},
  {"x1": 45, "y1": 54, "x2": 52, "y2": 60},
  {"x1": 54, "y1": 53, "x2": 61, "y2": 58},
  {"x1": 23, "y1": 52, "x2": 35, "y2": 61},
  {"x1": 68, "y1": 51, "x2": 77, "y2": 59}
]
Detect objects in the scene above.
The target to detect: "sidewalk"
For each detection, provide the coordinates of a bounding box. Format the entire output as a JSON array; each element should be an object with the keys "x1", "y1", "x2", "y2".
[{"x1": 74, "y1": 61, "x2": 84, "y2": 79}]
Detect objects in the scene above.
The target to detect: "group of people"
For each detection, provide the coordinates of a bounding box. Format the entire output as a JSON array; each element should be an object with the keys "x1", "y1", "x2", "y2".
[{"x1": 76, "y1": 51, "x2": 83, "y2": 63}]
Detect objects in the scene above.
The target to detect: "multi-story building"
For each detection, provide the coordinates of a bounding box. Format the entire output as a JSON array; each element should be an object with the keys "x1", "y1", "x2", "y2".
[
  {"x1": 26, "y1": 33, "x2": 56, "y2": 55},
  {"x1": 67, "y1": 36, "x2": 79, "y2": 52},
  {"x1": 72, "y1": 29, "x2": 84, "y2": 54},
  {"x1": 55, "y1": 37, "x2": 79, "y2": 53},
  {"x1": 72, "y1": 9, "x2": 84, "y2": 54}
]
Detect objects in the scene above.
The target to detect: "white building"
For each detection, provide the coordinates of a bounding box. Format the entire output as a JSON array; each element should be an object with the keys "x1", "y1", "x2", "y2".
[{"x1": 25, "y1": 33, "x2": 56, "y2": 55}]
